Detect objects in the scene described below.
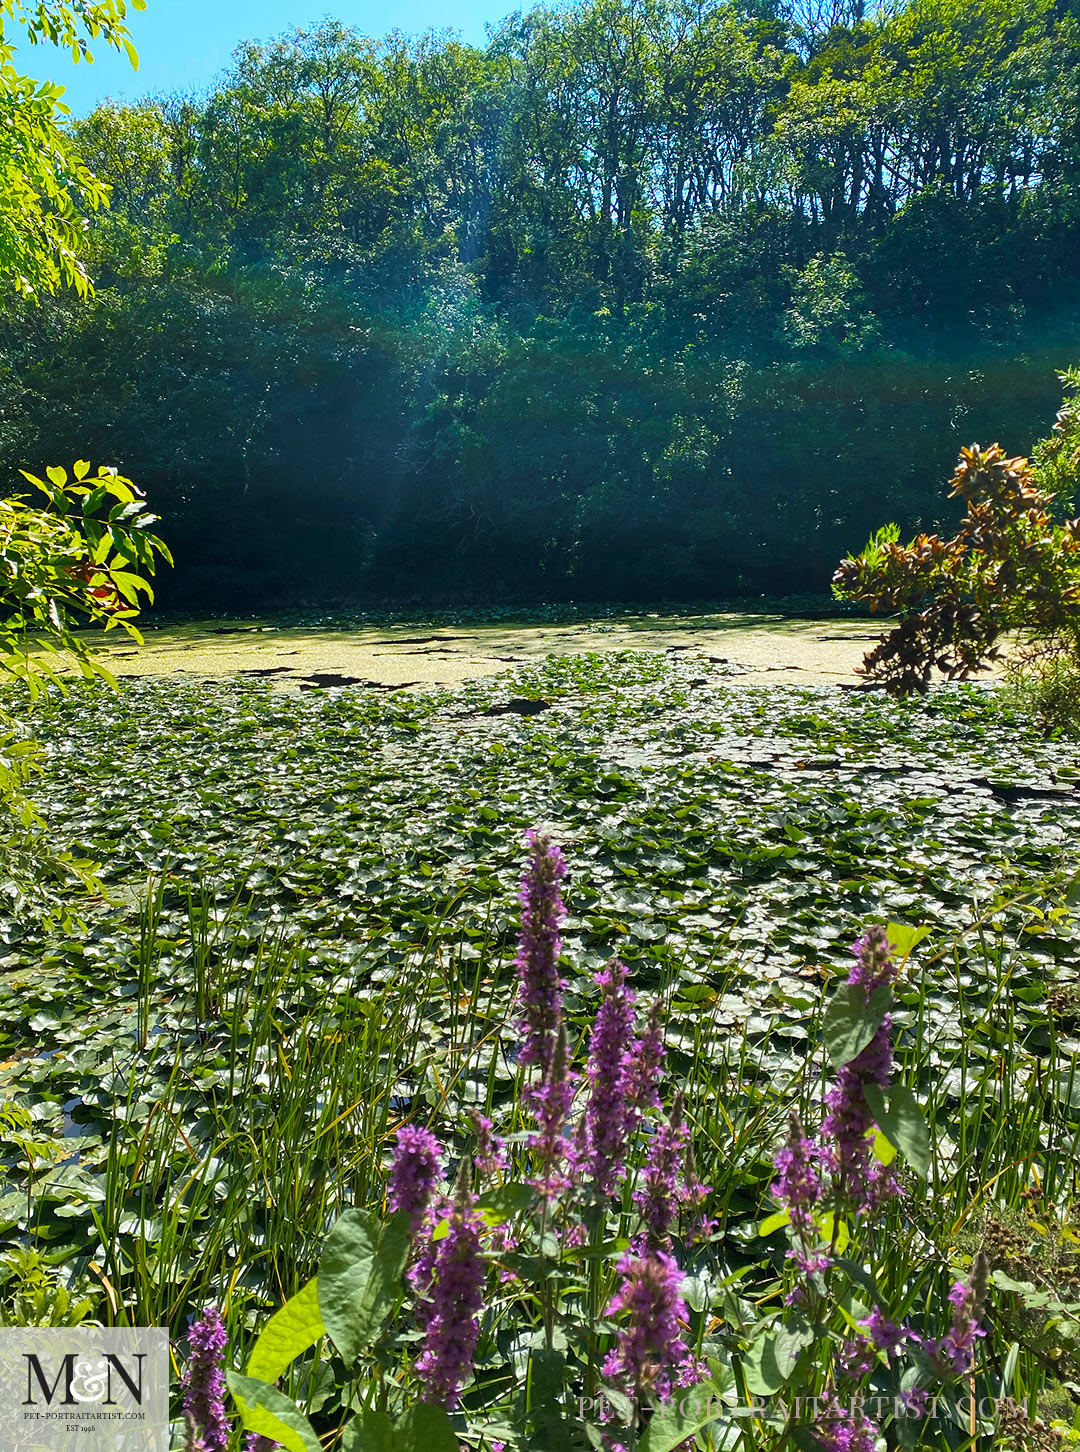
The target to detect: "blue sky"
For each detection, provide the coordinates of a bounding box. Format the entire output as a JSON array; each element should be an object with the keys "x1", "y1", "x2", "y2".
[{"x1": 14, "y1": 0, "x2": 512, "y2": 114}]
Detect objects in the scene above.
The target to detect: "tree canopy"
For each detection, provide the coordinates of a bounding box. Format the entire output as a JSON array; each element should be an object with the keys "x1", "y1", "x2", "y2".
[{"x1": 2, "y1": 0, "x2": 1079, "y2": 603}]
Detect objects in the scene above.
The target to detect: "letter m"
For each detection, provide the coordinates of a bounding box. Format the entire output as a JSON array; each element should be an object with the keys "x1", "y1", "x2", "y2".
[{"x1": 23, "y1": 1354, "x2": 76, "y2": 1405}]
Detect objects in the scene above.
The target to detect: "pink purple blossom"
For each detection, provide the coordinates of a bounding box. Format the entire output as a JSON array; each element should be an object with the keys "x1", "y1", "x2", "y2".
[
  {"x1": 812, "y1": 1397, "x2": 879, "y2": 1452},
  {"x1": 634, "y1": 1097, "x2": 688, "y2": 1248},
  {"x1": 529, "y1": 1024, "x2": 578, "y2": 1197},
  {"x1": 821, "y1": 926, "x2": 899, "y2": 1211},
  {"x1": 414, "y1": 1168, "x2": 486, "y2": 1408},
  {"x1": 515, "y1": 832, "x2": 567, "y2": 1072},
  {"x1": 469, "y1": 1109, "x2": 507, "y2": 1177},
  {"x1": 388, "y1": 1125, "x2": 443, "y2": 1230},
  {"x1": 582, "y1": 960, "x2": 638, "y2": 1198},
  {"x1": 603, "y1": 1250, "x2": 703, "y2": 1403},
  {"x1": 771, "y1": 1109, "x2": 822, "y2": 1235},
  {"x1": 182, "y1": 1306, "x2": 229, "y2": 1452},
  {"x1": 626, "y1": 998, "x2": 665, "y2": 1122}
]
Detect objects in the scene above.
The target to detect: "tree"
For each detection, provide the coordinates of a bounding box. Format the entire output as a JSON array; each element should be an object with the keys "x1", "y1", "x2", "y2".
[{"x1": 1, "y1": 0, "x2": 145, "y2": 296}]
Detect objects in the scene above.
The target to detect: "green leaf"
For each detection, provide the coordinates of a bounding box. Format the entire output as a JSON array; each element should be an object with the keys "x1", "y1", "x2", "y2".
[
  {"x1": 247, "y1": 1276, "x2": 324, "y2": 1385},
  {"x1": 773, "y1": 1317, "x2": 815, "y2": 1380},
  {"x1": 815, "y1": 1211, "x2": 849, "y2": 1254},
  {"x1": 342, "y1": 1408, "x2": 396, "y2": 1452},
  {"x1": 227, "y1": 1371, "x2": 322, "y2": 1452},
  {"x1": 318, "y1": 1208, "x2": 411, "y2": 1363},
  {"x1": 864, "y1": 1083, "x2": 931, "y2": 1178},
  {"x1": 394, "y1": 1402, "x2": 459, "y2": 1452},
  {"x1": 641, "y1": 1380, "x2": 721, "y2": 1452},
  {"x1": 886, "y1": 922, "x2": 930, "y2": 962},
  {"x1": 757, "y1": 1208, "x2": 791, "y2": 1237},
  {"x1": 871, "y1": 1128, "x2": 897, "y2": 1167},
  {"x1": 742, "y1": 1331, "x2": 789, "y2": 1395},
  {"x1": 823, "y1": 982, "x2": 891, "y2": 1067},
  {"x1": 476, "y1": 1180, "x2": 538, "y2": 1224}
]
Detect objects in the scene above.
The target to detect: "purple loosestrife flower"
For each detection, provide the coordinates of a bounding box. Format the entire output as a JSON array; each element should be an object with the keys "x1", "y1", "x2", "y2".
[
  {"x1": 771, "y1": 1109, "x2": 822, "y2": 1236},
  {"x1": 626, "y1": 998, "x2": 665, "y2": 1123},
  {"x1": 836, "y1": 1333, "x2": 875, "y2": 1380},
  {"x1": 388, "y1": 1125, "x2": 443, "y2": 1231},
  {"x1": 634, "y1": 1096, "x2": 688, "y2": 1249},
  {"x1": 863, "y1": 1307, "x2": 905, "y2": 1355},
  {"x1": 182, "y1": 1306, "x2": 229, "y2": 1452},
  {"x1": 244, "y1": 1437, "x2": 279, "y2": 1452},
  {"x1": 603, "y1": 1250, "x2": 703, "y2": 1403},
  {"x1": 529, "y1": 1025, "x2": 578, "y2": 1198},
  {"x1": 812, "y1": 1399, "x2": 879, "y2": 1452},
  {"x1": 927, "y1": 1256, "x2": 988, "y2": 1375},
  {"x1": 414, "y1": 1162, "x2": 486, "y2": 1409},
  {"x1": 181, "y1": 1415, "x2": 206, "y2": 1452},
  {"x1": 582, "y1": 960, "x2": 637, "y2": 1198},
  {"x1": 515, "y1": 832, "x2": 567, "y2": 1072},
  {"x1": 680, "y1": 1140, "x2": 716, "y2": 1244},
  {"x1": 821, "y1": 926, "x2": 899, "y2": 1212},
  {"x1": 469, "y1": 1109, "x2": 506, "y2": 1177}
]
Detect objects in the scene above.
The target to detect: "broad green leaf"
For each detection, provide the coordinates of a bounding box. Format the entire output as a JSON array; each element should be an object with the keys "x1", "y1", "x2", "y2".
[
  {"x1": 865, "y1": 1083, "x2": 932, "y2": 1178},
  {"x1": 476, "y1": 1181, "x2": 538, "y2": 1223},
  {"x1": 318, "y1": 1209, "x2": 411, "y2": 1363},
  {"x1": 342, "y1": 1408, "x2": 396, "y2": 1452},
  {"x1": 641, "y1": 1380, "x2": 722, "y2": 1452},
  {"x1": 815, "y1": 1211, "x2": 850, "y2": 1254},
  {"x1": 886, "y1": 922, "x2": 930, "y2": 962},
  {"x1": 247, "y1": 1276, "x2": 324, "y2": 1384},
  {"x1": 823, "y1": 983, "x2": 891, "y2": 1067},
  {"x1": 742, "y1": 1331, "x2": 789, "y2": 1395},
  {"x1": 773, "y1": 1317, "x2": 815, "y2": 1379},
  {"x1": 394, "y1": 1402, "x2": 458, "y2": 1452},
  {"x1": 227, "y1": 1371, "x2": 322, "y2": 1452},
  {"x1": 871, "y1": 1128, "x2": 897, "y2": 1167},
  {"x1": 757, "y1": 1208, "x2": 791, "y2": 1237}
]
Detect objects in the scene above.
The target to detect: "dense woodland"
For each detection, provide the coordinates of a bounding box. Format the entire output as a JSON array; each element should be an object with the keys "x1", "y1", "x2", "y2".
[{"x1": 4, "y1": 0, "x2": 1080, "y2": 604}]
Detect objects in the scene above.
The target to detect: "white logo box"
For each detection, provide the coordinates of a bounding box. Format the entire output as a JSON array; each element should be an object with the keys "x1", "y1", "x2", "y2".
[{"x1": 0, "y1": 1328, "x2": 169, "y2": 1452}]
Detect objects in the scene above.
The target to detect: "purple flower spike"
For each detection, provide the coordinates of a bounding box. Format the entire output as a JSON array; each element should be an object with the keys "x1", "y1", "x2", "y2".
[
  {"x1": 388, "y1": 1125, "x2": 443, "y2": 1230},
  {"x1": 821, "y1": 926, "x2": 900, "y2": 1211},
  {"x1": 182, "y1": 1306, "x2": 229, "y2": 1452},
  {"x1": 582, "y1": 960, "x2": 637, "y2": 1198},
  {"x1": 414, "y1": 1163, "x2": 486, "y2": 1409},
  {"x1": 626, "y1": 998, "x2": 665, "y2": 1122},
  {"x1": 529, "y1": 1024, "x2": 579, "y2": 1198},
  {"x1": 469, "y1": 1108, "x2": 507, "y2": 1177},
  {"x1": 771, "y1": 1109, "x2": 822, "y2": 1235},
  {"x1": 515, "y1": 832, "x2": 567, "y2": 1072},
  {"x1": 603, "y1": 1250, "x2": 703, "y2": 1403},
  {"x1": 812, "y1": 1398, "x2": 879, "y2": 1452},
  {"x1": 931, "y1": 1256, "x2": 988, "y2": 1375},
  {"x1": 634, "y1": 1097, "x2": 688, "y2": 1248},
  {"x1": 244, "y1": 1436, "x2": 279, "y2": 1451}
]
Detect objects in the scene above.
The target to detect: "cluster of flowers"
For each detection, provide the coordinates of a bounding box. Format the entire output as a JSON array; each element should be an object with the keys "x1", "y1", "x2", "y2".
[
  {"x1": 180, "y1": 1304, "x2": 275, "y2": 1451},
  {"x1": 771, "y1": 925, "x2": 987, "y2": 1452},
  {"x1": 391, "y1": 831, "x2": 709, "y2": 1417},
  {"x1": 176, "y1": 845, "x2": 987, "y2": 1452}
]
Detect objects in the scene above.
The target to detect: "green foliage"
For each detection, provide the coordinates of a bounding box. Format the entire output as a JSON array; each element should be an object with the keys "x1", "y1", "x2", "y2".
[
  {"x1": 834, "y1": 439, "x2": 1080, "y2": 693},
  {"x1": 1002, "y1": 649, "x2": 1080, "y2": 737},
  {"x1": 0, "y1": 461, "x2": 169, "y2": 919},
  {"x1": 0, "y1": 0, "x2": 1078, "y2": 602},
  {"x1": 0, "y1": 0, "x2": 144, "y2": 298}
]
